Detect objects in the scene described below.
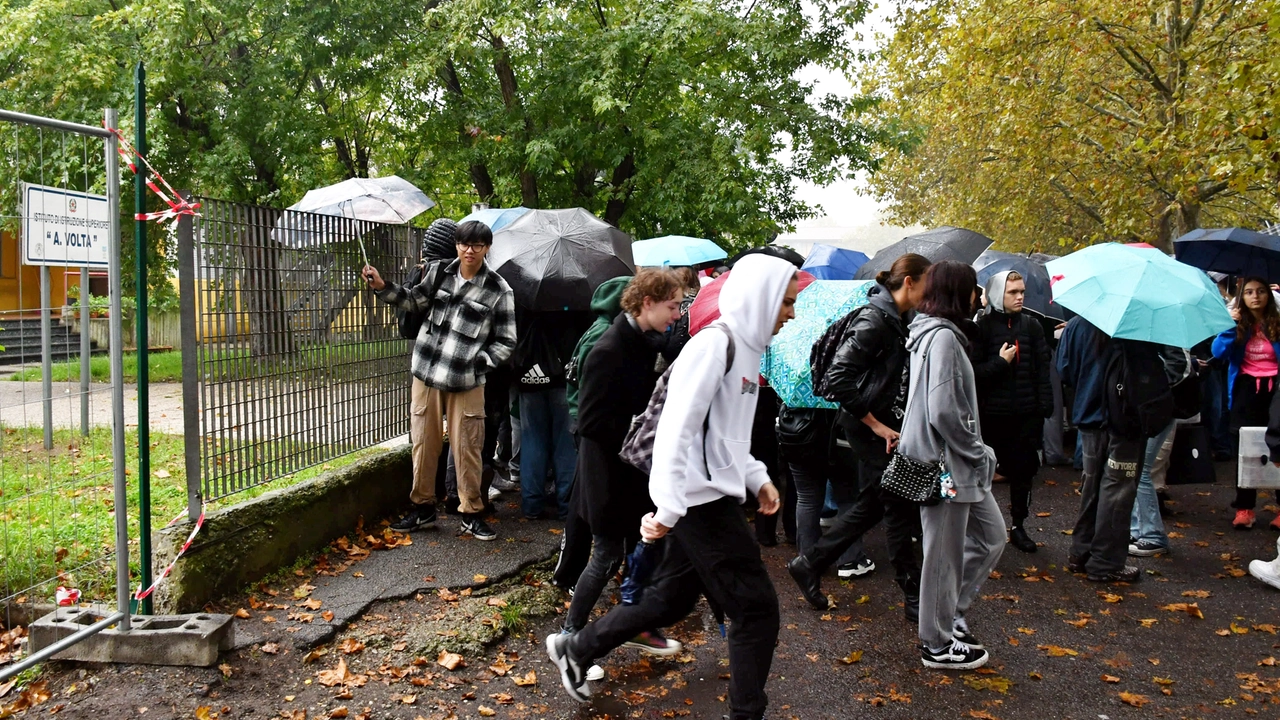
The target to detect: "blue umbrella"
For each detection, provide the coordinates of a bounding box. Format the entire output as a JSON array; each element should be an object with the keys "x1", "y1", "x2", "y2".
[
  {"x1": 1046, "y1": 243, "x2": 1233, "y2": 347},
  {"x1": 632, "y1": 235, "x2": 727, "y2": 267},
  {"x1": 762, "y1": 280, "x2": 875, "y2": 409},
  {"x1": 801, "y1": 244, "x2": 870, "y2": 280},
  {"x1": 1174, "y1": 227, "x2": 1280, "y2": 282},
  {"x1": 972, "y1": 249, "x2": 1063, "y2": 320},
  {"x1": 459, "y1": 206, "x2": 530, "y2": 232}
]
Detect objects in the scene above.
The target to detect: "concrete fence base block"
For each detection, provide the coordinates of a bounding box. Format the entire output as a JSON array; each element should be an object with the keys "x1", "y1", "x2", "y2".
[{"x1": 28, "y1": 605, "x2": 233, "y2": 667}]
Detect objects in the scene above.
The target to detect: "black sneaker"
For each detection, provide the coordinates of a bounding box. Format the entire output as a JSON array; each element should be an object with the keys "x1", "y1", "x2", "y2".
[
  {"x1": 920, "y1": 639, "x2": 989, "y2": 670},
  {"x1": 837, "y1": 556, "x2": 875, "y2": 578},
  {"x1": 952, "y1": 622, "x2": 984, "y2": 649},
  {"x1": 391, "y1": 503, "x2": 437, "y2": 532},
  {"x1": 1128, "y1": 540, "x2": 1168, "y2": 557},
  {"x1": 546, "y1": 632, "x2": 592, "y2": 702},
  {"x1": 460, "y1": 515, "x2": 497, "y2": 541},
  {"x1": 1087, "y1": 565, "x2": 1141, "y2": 583}
]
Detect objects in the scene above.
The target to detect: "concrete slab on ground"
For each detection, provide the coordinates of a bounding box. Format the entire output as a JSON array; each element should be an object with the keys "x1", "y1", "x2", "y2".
[{"x1": 0, "y1": 380, "x2": 185, "y2": 433}]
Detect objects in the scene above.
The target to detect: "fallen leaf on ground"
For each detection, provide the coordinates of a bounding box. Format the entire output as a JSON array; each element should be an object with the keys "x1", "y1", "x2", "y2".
[
  {"x1": 485, "y1": 598, "x2": 507, "y2": 607},
  {"x1": 840, "y1": 650, "x2": 864, "y2": 664},
  {"x1": 293, "y1": 584, "x2": 316, "y2": 599},
  {"x1": 301, "y1": 598, "x2": 323, "y2": 610},
  {"x1": 963, "y1": 675, "x2": 1013, "y2": 693},
  {"x1": 329, "y1": 708, "x2": 349, "y2": 719},
  {"x1": 1119, "y1": 692, "x2": 1149, "y2": 707},
  {"x1": 1064, "y1": 618, "x2": 1091, "y2": 628},
  {"x1": 1102, "y1": 652, "x2": 1131, "y2": 669},
  {"x1": 340, "y1": 639, "x2": 365, "y2": 655},
  {"x1": 1153, "y1": 677, "x2": 1175, "y2": 685},
  {"x1": 1017, "y1": 628, "x2": 1036, "y2": 635},
  {"x1": 234, "y1": 608, "x2": 251, "y2": 619},
  {"x1": 316, "y1": 658, "x2": 367, "y2": 688},
  {"x1": 1138, "y1": 619, "x2": 1158, "y2": 628},
  {"x1": 1035, "y1": 512, "x2": 1051, "y2": 517},
  {"x1": 489, "y1": 693, "x2": 515, "y2": 705},
  {"x1": 438, "y1": 588, "x2": 459, "y2": 602},
  {"x1": 302, "y1": 647, "x2": 329, "y2": 663},
  {"x1": 195, "y1": 707, "x2": 213, "y2": 720},
  {"x1": 1028, "y1": 671, "x2": 1043, "y2": 680},
  {"x1": 473, "y1": 574, "x2": 488, "y2": 583},
  {"x1": 322, "y1": 611, "x2": 335, "y2": 622},
  {"x1": 1182, "y1": 590, "x2": 1212, "y2": 599},
  {"x1": 399, "y1": 695, "x2": 416, "y2": 705},
  {"x1": 1098, "y1": 592, "x2": 1123, "y2": 603},
  {"x1": 478, "y1": 707, "x2": 496, "y2": 717},
  {"x1": 512, "y1": 671, "x2": 537, "y2": 687},
  {"x1": 968, "y1": 710, "x2": 1000, "y2": 720},
  {"x1": 1231, "y1": 623, "x2": 1250, "y2": 634},
  {"x1": 1102, "y1": 675, "x2": 1121, "y2": 683},
  {"x1": 1259, "y1": 657, "x2": 1277, "y2": 666},
  {"x1": 262, "y1": 616, "x2": 277, "y2": 624},
  {"x1": 1254, "y1": 624, "x2": 1277, "y2": 634},
  {"x1": 1158, "y1": 602, "x2": 1204, "y2": 619},
  {"x1": 437, "y1": 651, "x2": 465, "y2": 671},
  {"x1": 219, "y1": 664, "x2": 234, "y2": 678},
  {"x1": 806, "y1": 653, "x2": 819, "y2": 662},
  {"x1": 1037, "y1": 645, "x2": 1078, "y2": 657},
  {"x1": 260, "y1": 643, "x2": 280, "y2": 655}
]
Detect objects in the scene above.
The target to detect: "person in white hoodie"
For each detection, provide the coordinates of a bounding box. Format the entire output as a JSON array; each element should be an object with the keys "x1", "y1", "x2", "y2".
[{"x1": 546, "y1": 254, "x2": 799, "y2": 720}]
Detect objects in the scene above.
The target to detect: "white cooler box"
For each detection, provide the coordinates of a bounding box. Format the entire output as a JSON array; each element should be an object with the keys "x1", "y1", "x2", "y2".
[{"x1": 1238, "y1": 427, "x2": 1280, "y2": 489}]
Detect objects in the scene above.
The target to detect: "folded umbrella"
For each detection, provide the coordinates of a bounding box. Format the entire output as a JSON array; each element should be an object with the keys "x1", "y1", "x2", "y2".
[
  {"x1": 972, "y1": 249, "x2": 1063, "y2": 320},
  {"x1": 761, "y1": 280, "x2": 876, "y2": 409},
  {"x1": 632, "y1": 235, "x2": 727, "y2": 268},
  {"x1": 1174, "y1": 227, "x2": 1280, "y2": 283},
  {"x1": 489, "y1": 208, "x2": 635, "y2": 311},
  {"x1": 1046, "y1": 243, "x2": 1233, "y2": 347},
  {"x1": 801, "y1": 244, "x2": 870, "y2": 280},
  {"x1": 855, "y1": 226, "x2": 994, "y2": 280}
]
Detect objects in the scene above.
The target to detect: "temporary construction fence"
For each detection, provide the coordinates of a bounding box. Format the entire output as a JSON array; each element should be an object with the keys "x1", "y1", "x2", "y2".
[
  {"x1": 178, "y1": 197, "x2": 420, "y2": 512},
  {"x1": 0, "y1": 108, "x2": 131, "y2": 681}
]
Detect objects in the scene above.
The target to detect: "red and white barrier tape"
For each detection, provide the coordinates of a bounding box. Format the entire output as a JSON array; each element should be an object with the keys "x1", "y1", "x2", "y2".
[
  {"x1": 134, "y1": 504, "x2": 206, "y2": 602},
  {"x1": 104, "y1": 124, "x2": 202, "y2": 223}
]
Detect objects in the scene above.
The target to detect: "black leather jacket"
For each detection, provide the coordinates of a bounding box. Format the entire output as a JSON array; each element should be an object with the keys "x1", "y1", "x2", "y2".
[{"x1": 825, "y1": 284, "x2": 910, "y2": 435}]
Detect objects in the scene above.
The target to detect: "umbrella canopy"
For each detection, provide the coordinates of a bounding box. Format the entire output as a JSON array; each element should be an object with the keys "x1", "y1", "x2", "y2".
[
  {"x1": 801, "y1": 244, "x2": 871, "y2": 280},
  {"x1": 632, "y1": 235, "x2": 727, "y2": 267},
  {"x1": 730, "y1": 244, "x2": 806, "y2": 268},
  {"x1": 489, "y1": 208, "x2": 635, "y2": 311},
  {"x1": 459, "y1": 206, "x2": 530, "y2": 232},
  {"x1": 972, "y1": 249, "x2": 1063, "y2": 320},
  {"x1": 289, "y1": 175, "x2": 435, "y2": 224},
  {"x1": 1047, "y1": 243, "x2": 1233, "y2": 347},
  {"x1": 1174, "y1": 227, "x2": 1280, "y2": 283},
  {"x1": 762, "y1": 280, "x2": 876, "y2": 409},
  {"x1": 854, "y1": 226, "x2": 994, "y2": 280},
  {"x1": 689, "y1": 270, "x2": 817, "y2": 336}
]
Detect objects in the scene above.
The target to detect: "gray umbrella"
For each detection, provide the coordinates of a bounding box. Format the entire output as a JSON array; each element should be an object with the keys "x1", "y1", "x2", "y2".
[
  {"x1": 489, "y1": 208, "x2": 635, "y2": 311},
  {"x1": 854, "y1": 226, "x2": 995, "y2": 280}
]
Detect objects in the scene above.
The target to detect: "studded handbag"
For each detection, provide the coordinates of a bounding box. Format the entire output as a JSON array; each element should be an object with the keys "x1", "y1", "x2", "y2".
[{"x1": 880, "y1": 450, "x2": 946, "y2": 504}]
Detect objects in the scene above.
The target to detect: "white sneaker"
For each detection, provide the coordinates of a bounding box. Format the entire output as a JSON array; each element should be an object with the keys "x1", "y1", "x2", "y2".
[
  {"x1": 1249, "y1": 537, "x2": 1280, "y2": 590},
  {"x1": 586, "y1": 664, "x2": 605, "y2": 681},
  {"x1": 488, "y1": 485, "x2": 503, "y2": 501}
]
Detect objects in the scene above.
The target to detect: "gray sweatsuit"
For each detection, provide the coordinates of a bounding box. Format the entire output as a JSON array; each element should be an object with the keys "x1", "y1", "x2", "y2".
[{"x1": 899, "y1": 314, "x2": 1006, "y2": 652}]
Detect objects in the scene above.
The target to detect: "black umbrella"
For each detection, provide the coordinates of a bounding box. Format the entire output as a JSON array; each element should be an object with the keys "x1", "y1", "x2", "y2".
[
  {"x1": 489, "y1": 208, "x2": 635, "y2": 311},
  {"x1": 973, "y1": 249, "x2": 1064, "y2": 320},
  {"x1": 1174, "y1": 227, "x2": 1280, "y2": 282},
  {"x1": 854, "y1": 226, "x2": 995, "y2": 280},
  {"x1": 730, "y1": 244, "x2": 806, "y2": 269}
]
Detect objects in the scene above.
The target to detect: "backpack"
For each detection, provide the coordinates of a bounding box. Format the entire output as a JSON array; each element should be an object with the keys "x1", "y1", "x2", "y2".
[
  {"x1": 1104, "y1": 339, "x2": 1175, "y2": 439},
  {"x1": 619, "y1": 323, "x2": 736, "y2": 474},
  {"x1": 810, "y1": 307, "x2": 867, "y2": 401},
  {"x1": 396, "y1": 261, "x2": 448, "y2": 340}
]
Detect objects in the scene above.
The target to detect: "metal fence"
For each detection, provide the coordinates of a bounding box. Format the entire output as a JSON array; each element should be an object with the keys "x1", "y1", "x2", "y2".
[
  {"x1": 0, "y1": 108, "x2": 130, "y2": 681},
  {"x1": 179, "y1": 197, "x2": 420, "y2": 509}
]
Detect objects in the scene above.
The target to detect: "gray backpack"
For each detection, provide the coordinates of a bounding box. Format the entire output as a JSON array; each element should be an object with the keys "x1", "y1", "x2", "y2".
[{"x1": 619, "y1": 323, "x2": 736, "y2": 474}]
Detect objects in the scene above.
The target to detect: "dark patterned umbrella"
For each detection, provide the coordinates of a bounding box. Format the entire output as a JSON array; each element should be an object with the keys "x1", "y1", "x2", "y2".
[
  {"x1": 855, "y1": 226, "x2": 994, "y2": 280},
  {"x1": 489, "y1": 208, "x2": 635, "y2": 311}
]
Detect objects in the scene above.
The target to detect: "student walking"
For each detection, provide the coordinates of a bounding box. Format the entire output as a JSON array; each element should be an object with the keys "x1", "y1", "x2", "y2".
[
  {"x1": 364, "y1": 221, "x2": 517, "y2": 541},
  {"x1": 972, "y1": 270, "x2": 1053, "y2": 553},
  {"x1": 547, "y1": 255, "x2": 799, "y2": 720},
  {"x1": 902, "y1": 261, "x2": 1004, "y2": 671},
  {"x1": 1211, "y1": 277, "x2": 1280, "y2": 530}
]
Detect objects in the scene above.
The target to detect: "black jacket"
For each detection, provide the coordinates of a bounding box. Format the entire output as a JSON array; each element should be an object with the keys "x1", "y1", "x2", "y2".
[
  {"x1": 972, "y1": 309, "x2": 1054, "y2": 420},
  {"x1": 824, "y1": 283, "x2": 911, "y2": 451},
  {"x1": 572, "y1": 313, "x2": 664, "y2": 536}
]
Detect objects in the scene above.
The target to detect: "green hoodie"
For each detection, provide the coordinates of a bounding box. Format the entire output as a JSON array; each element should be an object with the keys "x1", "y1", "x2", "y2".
[{"x1": 567, "y1": 276, "x2": 631, "y2": 420}]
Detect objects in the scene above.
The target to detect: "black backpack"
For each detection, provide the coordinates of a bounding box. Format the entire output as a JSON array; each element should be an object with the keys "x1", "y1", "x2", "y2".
[
  {"x1": 396, "y1": 261, "x2": 447, "y2": 340},
  {"x1": 1104, "y1": 339, "x2": 1174, "y2": 439},
  {"x1": 810, "y1": 307, "x2": 867, "y2": 401}
]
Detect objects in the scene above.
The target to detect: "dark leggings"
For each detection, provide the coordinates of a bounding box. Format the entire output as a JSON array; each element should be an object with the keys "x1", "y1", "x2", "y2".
[
  {"x1": 564, "y1": 534, "x2": 627, "y2": 633},
  {"x1": 1230, "y1": 373, "x2": 1275, "y2": 510}
]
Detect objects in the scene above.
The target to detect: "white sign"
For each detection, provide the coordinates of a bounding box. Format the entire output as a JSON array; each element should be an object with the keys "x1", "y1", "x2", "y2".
[{"x1": 22, "y1": 182, "x2": 111, "y2": 268}]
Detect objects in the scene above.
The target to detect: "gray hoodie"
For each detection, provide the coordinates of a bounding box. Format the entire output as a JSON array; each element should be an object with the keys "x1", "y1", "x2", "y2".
[{"x1": 899, "y1": 313, "x2": 995, "y2": 503}]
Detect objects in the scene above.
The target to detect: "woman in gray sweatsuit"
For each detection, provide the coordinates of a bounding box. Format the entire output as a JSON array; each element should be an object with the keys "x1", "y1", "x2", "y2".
[{"x1": 898, "y1": 261, "x2": 1005, "y2": 671}]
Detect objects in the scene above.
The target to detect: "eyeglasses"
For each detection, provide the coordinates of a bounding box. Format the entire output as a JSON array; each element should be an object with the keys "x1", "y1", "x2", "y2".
[{"x1": 457, "y1": 242, "x2": 489, "y2": 250}]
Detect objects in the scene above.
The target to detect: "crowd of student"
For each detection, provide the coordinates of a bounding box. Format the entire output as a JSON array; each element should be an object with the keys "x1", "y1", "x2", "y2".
[{"x1": 361, "y1": 221, "x2": 1280, "y2": 720}]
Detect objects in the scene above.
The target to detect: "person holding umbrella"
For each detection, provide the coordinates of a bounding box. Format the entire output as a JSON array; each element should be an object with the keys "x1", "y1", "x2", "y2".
[
  {"x1": 971, "y1": 270, "x2": 1054, "y2": 553},
  {"x1": 1211, "y1": 277, "x2": 1280, "y2": 530}
]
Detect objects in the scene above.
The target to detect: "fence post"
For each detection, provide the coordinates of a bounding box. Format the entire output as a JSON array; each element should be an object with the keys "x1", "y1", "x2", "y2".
[
  {"x1": 39, "y1": 265, "x2": 52, "y2": 449},
  {"x1": 81, "y1": 264, "x2": 90, "y2": 435},
  {"x1": 105, "y1": 107, "x2": 132, "y2": 633},
  {"x1": 178, "y1": 195, "x2": 202, "y2": 522},
  {"x1": 134, "y1": 61, "x2": 153, "y2": 615}
]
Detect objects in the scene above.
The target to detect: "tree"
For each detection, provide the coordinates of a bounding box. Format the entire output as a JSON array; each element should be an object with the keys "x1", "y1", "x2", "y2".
[{"x1": 864, "y1": 0, "x2": 1280, "y2": 253}]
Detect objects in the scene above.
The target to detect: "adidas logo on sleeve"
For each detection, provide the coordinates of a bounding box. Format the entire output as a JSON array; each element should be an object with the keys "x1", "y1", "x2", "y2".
[{"x1": 521, "y1": 364, "x2": 552, "y2": 385}]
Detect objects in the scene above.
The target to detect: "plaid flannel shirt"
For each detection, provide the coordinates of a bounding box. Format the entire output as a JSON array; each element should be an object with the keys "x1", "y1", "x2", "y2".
[{"x1": 377, "y1": 258, "x2": 517, "y2": 392}]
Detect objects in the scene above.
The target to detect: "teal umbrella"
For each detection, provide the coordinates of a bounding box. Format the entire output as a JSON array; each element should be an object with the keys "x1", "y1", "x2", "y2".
[
  {"x1": 632, "y1": 235, "x2": 727, "y2": 267},
  {"x1": 1046, "y1": 243, "x2": 1233, "y2": 347},
  {"x1": 762, "y1": 280, "x2": 875, "y2": 409}
]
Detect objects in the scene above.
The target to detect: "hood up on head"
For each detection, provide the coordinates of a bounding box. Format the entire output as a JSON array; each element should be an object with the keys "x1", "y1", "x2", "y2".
[
  {"x1": 906, "y1": 313, "x2": 967, "y2": 353},
  {"x1": 717, "y1": 254, "x2": 796, "y2": 351},
  {"x1": 983, "y1": 269, "x2": 1015, "y2": 314},
  {"x1": 590, "y1": 276, "x2": 631, "y2": 320}
]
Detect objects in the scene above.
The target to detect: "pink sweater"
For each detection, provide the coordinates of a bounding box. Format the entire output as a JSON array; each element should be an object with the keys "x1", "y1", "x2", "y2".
[{"x1": 1242, "y1": 329, "x2": 1278, "y2": 378}]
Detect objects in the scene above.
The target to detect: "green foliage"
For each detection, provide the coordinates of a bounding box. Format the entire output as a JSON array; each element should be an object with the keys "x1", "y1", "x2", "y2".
[
  {"x1": 8, "y1": 349, "x2": 185, "y2": 383},
  {"x1": 0, "y1": 0, "x2": 903, "y2": 255}
]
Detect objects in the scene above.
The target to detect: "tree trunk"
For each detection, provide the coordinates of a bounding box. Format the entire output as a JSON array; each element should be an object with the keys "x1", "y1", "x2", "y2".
[
  {"x1": 441, "y1": 59, "x2": 496, "y2": 204},
  {"x1": 489, "y1": 34, "x2": 540, "y2": 208},
  {"x1": 604, "y1": 153, "x2": 637, "y2": 226}
]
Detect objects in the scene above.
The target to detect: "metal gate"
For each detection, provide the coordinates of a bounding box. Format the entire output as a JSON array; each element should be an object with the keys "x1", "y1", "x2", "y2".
[{"x1": 0, "y1": 108, "x2": 130, "y2": 681}]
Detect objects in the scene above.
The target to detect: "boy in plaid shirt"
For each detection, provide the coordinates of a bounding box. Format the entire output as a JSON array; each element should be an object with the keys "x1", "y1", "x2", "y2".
[{"x1": 365, "y1": 221, "x2": 517, "y2": 540}]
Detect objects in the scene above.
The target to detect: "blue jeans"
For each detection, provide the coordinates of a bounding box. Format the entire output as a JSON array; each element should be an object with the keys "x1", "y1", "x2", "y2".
[
  {"x1": 1130, "y1": 422, "x2": 1173, "y2": 548},
  {"x1": 519, "y1": 387, "x2": 576, "y2": 518}
]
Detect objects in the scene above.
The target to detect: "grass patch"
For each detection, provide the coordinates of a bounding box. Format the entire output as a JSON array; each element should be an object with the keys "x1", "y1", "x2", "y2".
[
  {"x1": 7, "y1": 351, "x2": 185, "y2": 384},
  {"x1": 0, "y1": 426, "x2": 377, "y2": 606}
]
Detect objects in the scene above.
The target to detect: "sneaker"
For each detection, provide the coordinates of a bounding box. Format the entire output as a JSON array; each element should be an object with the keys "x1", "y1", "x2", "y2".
[
  {"x1": 1087, "y1": 566, "x2": 1141, "y2": 583},
  {"x1": 491, "y1": 472, "x2": 519, "y2": 493},
  {"x1": 460, "y1": 515, "x2": 497, "y2": 541},
  {"x1": 586, "y1": 664, "x2": 605, "y2": 682},
  {"x1": 1128, "y1": 540, "x2": 1168, "y2": 557},
  {"x1": 545, "y1": 633, "x2": 591, "y2": 702},
  {"x1": 390, "y1": 503, "x2": 437, "y2": 532},
  {"x1": 952, "y1": 618, "x2": 983, "y2": 649},
  {"x1": 920, "y1": 639, "x2": 989, "y2": 670},
  {"x1": 1234, "y1": 509, "x2": 1256, "y2": 530},
  {"x1": 837, "y1": 557, "x2": 875, "y2": 578},
  {"x1": 488, "y1": 485, "x2": 503, "y2": 501},
  {"x1": 819, "y1": 516, "x2": 835, "y2": 529},
  {"x1": 622, "y1": 630, "x2": 683, "y2": 657},
  {"x1": 1249, "y1": 538, "x2": 1280, "y2": 590}
]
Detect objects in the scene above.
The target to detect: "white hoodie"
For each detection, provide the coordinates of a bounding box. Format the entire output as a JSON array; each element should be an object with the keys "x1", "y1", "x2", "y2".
[{"x1": 649, "y1": 254, "x2": 797, "y2": 529}]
